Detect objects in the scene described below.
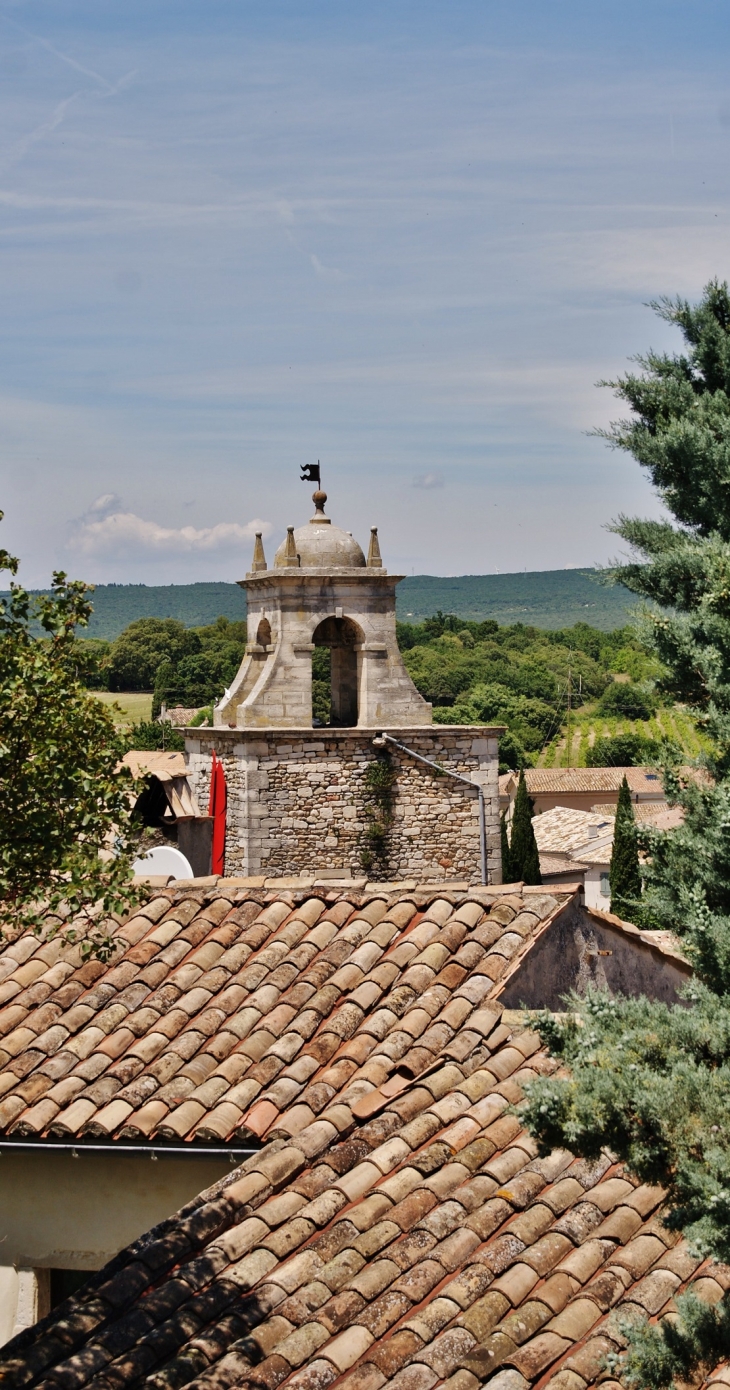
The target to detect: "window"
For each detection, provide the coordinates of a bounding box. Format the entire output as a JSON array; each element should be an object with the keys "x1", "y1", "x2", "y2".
[{"x1": 600, "y1": 872, "x2": 610, "y2": 898}]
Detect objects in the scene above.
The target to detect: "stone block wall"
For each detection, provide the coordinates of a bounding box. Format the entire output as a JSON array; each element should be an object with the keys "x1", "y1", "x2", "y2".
[{"x1": 185, "y1": 725, "x2": 502, "y2": 883}]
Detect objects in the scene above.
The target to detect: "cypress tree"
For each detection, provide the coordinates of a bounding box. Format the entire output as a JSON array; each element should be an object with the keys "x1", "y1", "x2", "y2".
[
  {"x1": 609, "y1": 774, "x2": 642, "y2": 918},
  {"x1": 500, "y1": 811, "x2": 514, "y2": 883},
  {"x1": 508, "y1": 769, "x2": 541, "y2": 884}
]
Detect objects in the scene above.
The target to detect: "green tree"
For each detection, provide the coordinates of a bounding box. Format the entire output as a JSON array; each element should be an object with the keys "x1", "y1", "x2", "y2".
[
  {"x1": 152, "y1": 658, "x2": 176, "y2": 719},
  {"x1": 0, "y1": 517, "x2": 140, "y2": 950},
  {"x1": 67, "y1": 636, "x2": 110, "y2": 689},
  {"x1": 522, "y1": 282, "x2": 730, "y2": 1390},
  {"x1": 609, "y1": 775, "x2": 642, "y2": 918},
  {"x1": 497, "y1": 730, "x2": 533, "y2": 774},
  {"x1": 586, "y1": 731, "x2": 664, "y2": 766},
  {"x1": 597, "y1": 679, "x2": 658, "y2": 720},
  {"x1": 507, "y1": 769, "x2": 541, "y2": 884},
  {"x1": 121, "y1": 721, "x2": 185, "y2": 753},
  {"x1": 107, "y1": 618, "x2": 200, "y2": 691}
]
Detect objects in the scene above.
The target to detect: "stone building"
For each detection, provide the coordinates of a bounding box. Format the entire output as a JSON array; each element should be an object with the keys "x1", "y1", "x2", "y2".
[{"x1": 186, "y1": 490, "x2": 503, "y2": 882}]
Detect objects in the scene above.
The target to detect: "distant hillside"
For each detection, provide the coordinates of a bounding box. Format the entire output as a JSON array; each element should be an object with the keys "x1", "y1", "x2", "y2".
[
  {"x1": 5, "y1": 569, "x2": 637, "y2": 640},
  {"x1": 397, "y1": 570, "x2": 637, "y2": 630},
  {"x1": 7, "y1": 582, "x2": 248, "y2": 640}
]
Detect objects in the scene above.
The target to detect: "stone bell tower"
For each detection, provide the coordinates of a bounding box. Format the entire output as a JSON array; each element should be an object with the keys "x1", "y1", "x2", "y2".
[
  {"x1": 187, "y1": 486, "x2": 501, "y2": 883},
  {"x1": 215, "y1": 488, "x2": 431, "y2": 729}
]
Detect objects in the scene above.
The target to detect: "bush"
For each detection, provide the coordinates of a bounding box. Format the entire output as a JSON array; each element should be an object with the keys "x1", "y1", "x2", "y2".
[
  {"x1": 189, "y1": 706, "x2": 213, "y2": 727},
  {"x1": 587, "y1": 732, "x2": 660, "y2": 766},
  {"x1": 121, "y1": 721, "x2": 185, "y2": 752},
  {"x1": 586, "y1": 731, "x2": 680, "y2": 766},
  {"x1": 498, "y1": 731, "x2": 533, "y2": 773},
  {"x1": 597, "y1": 680, "x2": 658, "y2": 720}
]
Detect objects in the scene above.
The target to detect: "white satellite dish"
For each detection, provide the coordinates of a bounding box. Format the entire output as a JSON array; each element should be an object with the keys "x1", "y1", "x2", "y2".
[{"x1": 132, "y1": 845, "x2": 194, "y2": 881}]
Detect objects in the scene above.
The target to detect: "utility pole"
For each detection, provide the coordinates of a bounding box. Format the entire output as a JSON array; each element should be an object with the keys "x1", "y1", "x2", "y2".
[{"x1": 566, "y1": 666, "x2": 572, "y2": 767}]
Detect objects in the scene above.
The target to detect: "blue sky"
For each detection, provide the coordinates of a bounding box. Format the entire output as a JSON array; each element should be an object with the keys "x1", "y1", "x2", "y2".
[{"x1": 1, "y1": 0, "x2": 729, "y2": 586}]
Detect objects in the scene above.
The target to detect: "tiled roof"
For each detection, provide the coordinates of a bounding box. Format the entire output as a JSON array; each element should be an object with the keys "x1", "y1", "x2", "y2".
[
  {"x1": 571, "y1": 843, "x2": 612, "y2": 867},
  {"x1": 2, "y1": 982, "x2": 725, "y2": 1390},
  {"x1": 532, "y1": 810, "x2": 613, "y2": 856},
  {"x1": 522, "y1": 769, "x2": 664, "y2": 795},
  {"x1": 536, "y1": 853, "x2": 583, "y2": 878},
  {"x1": 0, "y1": 883, "x2": 570, "y2": 1147},
  {"x1": 534, "y1": 803, "x2": 684, "y2": 876}
]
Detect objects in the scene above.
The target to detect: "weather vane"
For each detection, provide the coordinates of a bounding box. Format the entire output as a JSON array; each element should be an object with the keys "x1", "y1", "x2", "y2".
[{"x1": 300, "y1": 461, "x2": 321, "y2": 486}]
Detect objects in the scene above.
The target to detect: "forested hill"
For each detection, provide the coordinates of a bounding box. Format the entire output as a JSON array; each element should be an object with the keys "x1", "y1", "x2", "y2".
[
  {"x1": 398, "y1": 570, "x2": 635, "y2": 628},
  {"x1": 6, "y1": 569, "x2": 636, "y2": 639}
]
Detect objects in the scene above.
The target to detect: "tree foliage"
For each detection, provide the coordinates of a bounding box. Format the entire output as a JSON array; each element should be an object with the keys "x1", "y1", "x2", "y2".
[
  {"x1": 0, "y1": 519, "x2": 140, "y2": 950},
  {"x1": 400, "y1": 617, "x2": 647, "y2": 767},
  {"x1": 107, "y1": 615, "x2": 246, "y2": 713},
  {"x1": 121, "y1": 721, "x2": 185, "y2": 753},
  {"x1": 506, "y1": 769, "x2": 541, "y2": 884},
  {"x1": 522, "y1": 282, "x2": 730, "y2": 1390},
  {"x1": 603, "y1": 280, "x2": 730, "y2": 769},
  {"x1": 609, "y1": 775, "x2": 642, "y2": 917},
  {"x1": 586, "y1": 731, "x2": 666, "y2": 767},
  {"x1": 598, "y1": 680, "x2": 658, "y2": 720}
]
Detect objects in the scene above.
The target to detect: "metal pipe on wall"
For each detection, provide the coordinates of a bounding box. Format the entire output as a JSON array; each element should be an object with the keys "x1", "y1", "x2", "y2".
[{"x1": 372, "y1": 732, "x2": 488, "y2": 885}]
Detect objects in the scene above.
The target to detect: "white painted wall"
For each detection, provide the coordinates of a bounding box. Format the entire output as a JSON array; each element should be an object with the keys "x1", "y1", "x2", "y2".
[
  {"x1": 583, "y1": 866, "x2": 611, "y2": 911},
  {"x1": 0, "y1": 1150, "x2": 233, "y2": 1347}
]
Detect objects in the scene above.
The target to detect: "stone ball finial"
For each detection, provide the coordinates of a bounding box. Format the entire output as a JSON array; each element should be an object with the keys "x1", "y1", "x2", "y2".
[
  {"x1": 281, "y1": 525, "x2": 299, "y2": 568},
  {"x1": 311, "y1": 489, "x2": 328, "y2": 524}
]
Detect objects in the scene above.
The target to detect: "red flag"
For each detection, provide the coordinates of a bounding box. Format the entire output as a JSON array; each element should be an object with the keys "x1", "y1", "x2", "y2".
[{"x1": 208, "y1": 750, "x2": 227, "y2": 876}]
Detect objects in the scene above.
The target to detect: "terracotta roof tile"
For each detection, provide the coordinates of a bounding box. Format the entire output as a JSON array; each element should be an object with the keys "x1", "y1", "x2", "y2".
[{"x1": 1, "y1": 879, "x2": 726, "y2": 1390}]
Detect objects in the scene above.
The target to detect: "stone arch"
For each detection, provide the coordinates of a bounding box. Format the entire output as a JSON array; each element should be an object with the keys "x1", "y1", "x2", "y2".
[
  {"x1": 312, "y1": 616, "x2": 362, "y2": 727},
  {"x1": 256, "y1": 617, "x2": 272, "y2": 648}
]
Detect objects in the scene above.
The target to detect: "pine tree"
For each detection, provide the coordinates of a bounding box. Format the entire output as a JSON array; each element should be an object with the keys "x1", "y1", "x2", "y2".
[
  {"x1": 500, "y1": 811, "x2": 514, "y2": 883},
  {"x1": 508, "y1": 769, "x2": 541, "y2": 884},
  {"x1": 521, "y1": 283, "x2": 730, "y2": 1390},
  {"x1": 609, "y1": 775, "x2": 641, "y2": 918}
]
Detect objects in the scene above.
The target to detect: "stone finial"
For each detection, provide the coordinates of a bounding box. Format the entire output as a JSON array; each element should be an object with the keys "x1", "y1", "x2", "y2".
[
  {"x1": 310, "y1": 490, "x2": 330, "y2": 525},
  {"x1": 251, "y1": 532, "x2": 267, "y2": 572},
  {"x1": 367, "y1": 527, "x2": 383, "y2": 568},
  {"x1": 282, "y1": 526, "x2": 299, "y2": 567}
]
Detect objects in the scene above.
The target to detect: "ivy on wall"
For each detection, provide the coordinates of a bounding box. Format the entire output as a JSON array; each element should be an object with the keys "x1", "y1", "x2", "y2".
[{"x1": 360, "y1": 754, "x2": 397, "y2": 873}]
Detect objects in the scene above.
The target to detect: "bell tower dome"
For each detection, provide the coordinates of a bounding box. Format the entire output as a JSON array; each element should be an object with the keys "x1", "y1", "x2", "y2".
[{"x1": 215, "y1": 489, "x2": 431, "y2": 729}]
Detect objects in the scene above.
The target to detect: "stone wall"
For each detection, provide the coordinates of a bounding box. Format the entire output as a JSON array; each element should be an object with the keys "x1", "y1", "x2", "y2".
[{"x1": 185, "y1": 725, "x2": 502, "y2": 883}]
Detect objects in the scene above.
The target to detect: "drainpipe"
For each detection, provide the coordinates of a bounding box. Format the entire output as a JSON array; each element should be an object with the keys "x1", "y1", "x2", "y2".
[{"x1": 372, "y1": 732, "x2": 489, "y2": 886}]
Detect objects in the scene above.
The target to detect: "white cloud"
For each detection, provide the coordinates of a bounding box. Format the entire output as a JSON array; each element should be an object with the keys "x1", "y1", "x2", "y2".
[
  {"x1": 413, "y1": 472, "x2": 444, "y2": 489},
  {"x1": 85, "y1": 493, "x2": 121, "y2": 516},
  {"x1": 71, "y1": 506, "x2": 272, "y2": 557},
  {"x1": 310, "y1": 253, "x2": 345, "y2": 280}
]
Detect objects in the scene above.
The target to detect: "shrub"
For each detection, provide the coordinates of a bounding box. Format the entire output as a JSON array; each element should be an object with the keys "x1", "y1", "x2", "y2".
[
  {"x1": 597, "y1": 680, "x2": 658, "y2": 720},
  {"x1": 121, "y1": 721, "x2": 185, "y2": 752},
  {"x1": 586, "y1": 732, "x2": 663, "y2": 766}
]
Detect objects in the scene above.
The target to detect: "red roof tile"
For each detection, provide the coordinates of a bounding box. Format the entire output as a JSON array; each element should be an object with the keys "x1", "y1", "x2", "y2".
[{"x1": 0, "y1": 882, "x2": 721, "y2": 1390}]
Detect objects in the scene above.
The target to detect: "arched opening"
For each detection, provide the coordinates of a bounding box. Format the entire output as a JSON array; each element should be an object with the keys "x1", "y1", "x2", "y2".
[
  {"x1": 256, "y1": 617, "x2": 272, "y2": 648},
  {"x1": 312, "y1": 616, "x2": 361, "y2": 727}
]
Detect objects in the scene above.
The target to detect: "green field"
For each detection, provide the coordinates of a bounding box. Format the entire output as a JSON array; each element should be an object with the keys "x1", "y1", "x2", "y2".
[
  {"x1": 91, "y1": 691, "x2": 153, "y2": 724},
  {"x1": 4, "y1": 569, "x2": 638, "y2": 640}
]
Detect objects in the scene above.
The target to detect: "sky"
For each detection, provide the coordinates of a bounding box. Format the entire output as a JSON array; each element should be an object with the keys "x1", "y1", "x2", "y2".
[{"x1": 1, "y1": 0, "x2": 730, "y2": 587}]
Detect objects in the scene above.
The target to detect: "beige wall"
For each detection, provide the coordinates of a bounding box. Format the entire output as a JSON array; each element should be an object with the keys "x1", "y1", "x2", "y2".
[
  {"x1": 0, "y1": 1150, "x2": 232, "y2": 1270},
  {"x1": 497, "y1": 898, "x2": 690, "y2": 1010}
]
